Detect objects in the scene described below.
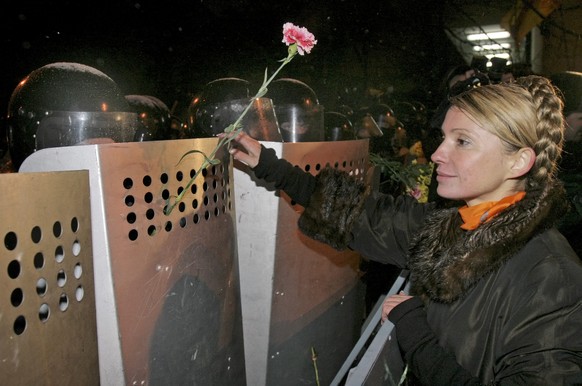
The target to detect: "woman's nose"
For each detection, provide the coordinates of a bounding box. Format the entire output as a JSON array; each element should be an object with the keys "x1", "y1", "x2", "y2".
[{"x1": 431, "y1": 142, "x2": 445, "y2": 164}]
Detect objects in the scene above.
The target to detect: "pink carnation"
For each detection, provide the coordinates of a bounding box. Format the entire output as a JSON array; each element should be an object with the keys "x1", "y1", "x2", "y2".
[{"x1": 282, "y1": 23, "x2": 317, "y2": 55}]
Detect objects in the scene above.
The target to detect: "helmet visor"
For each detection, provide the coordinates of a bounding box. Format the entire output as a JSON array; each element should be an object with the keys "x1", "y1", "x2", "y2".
[{"x1": 36, "y1": 111, "x2": 139, "y2": 149}]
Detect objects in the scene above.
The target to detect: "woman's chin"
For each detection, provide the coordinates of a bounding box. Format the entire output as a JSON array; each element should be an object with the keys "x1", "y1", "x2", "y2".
[{"x1": 436, "y1": 188, "x2": 461, "y2": 202}]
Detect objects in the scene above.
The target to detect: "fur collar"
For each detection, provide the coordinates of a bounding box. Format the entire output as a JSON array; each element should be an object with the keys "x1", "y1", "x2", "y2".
[{"x1": 408, "y1": 181, "x2": 569, "y2": 303}]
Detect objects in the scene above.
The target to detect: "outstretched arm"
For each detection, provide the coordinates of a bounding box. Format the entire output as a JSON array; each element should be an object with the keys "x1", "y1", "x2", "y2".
[{"x1": 226, "y1": 131, "x2": 368, "y2": 250}]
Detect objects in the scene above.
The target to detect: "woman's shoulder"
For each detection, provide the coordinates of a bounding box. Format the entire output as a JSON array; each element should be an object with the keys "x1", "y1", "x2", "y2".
[
  {"x1": 530, "y1": 227, "x2": 580, "y2": 265},
  {"x1": 509, "y1": 228, "x2": 582, "y2": 291}
]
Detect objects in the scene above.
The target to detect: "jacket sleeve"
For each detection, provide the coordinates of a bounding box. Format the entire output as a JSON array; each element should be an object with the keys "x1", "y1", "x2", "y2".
[
  {"x1": 252, "y1": 145, "x2": 316, "y2": 207},
  {"x1": 252, "y1": 144, "x2": 369, "y2": 250},
  {"x1": 388, "y1": 297, "x2": 485, "y2": 385},
  {"x1": 348, "y1": 190, "x2": 435, "y2": 267},
  {"x1": 298, "y1": 166, "x2": 369, "y2": 250}
]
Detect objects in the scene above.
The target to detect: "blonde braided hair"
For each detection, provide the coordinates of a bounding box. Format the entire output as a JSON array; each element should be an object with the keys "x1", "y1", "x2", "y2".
[{"x1": 515, "y1": 76, "x2": 564, "y2": 188}]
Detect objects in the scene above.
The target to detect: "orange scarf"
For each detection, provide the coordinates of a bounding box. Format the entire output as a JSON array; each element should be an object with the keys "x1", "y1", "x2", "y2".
[{"x1": 459, "y1": 191, "x2": 526, "y2": 230}]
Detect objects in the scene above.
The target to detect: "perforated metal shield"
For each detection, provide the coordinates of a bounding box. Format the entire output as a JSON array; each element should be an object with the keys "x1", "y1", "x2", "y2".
[
  {"x1": 235, "y1": 139, "x2": 370, "y2": 386},
  {"x1": 20, "y1": 139, "x2": 245, "y2": 385},
  {"x1": 0, "y1": 170, "x2": 99, "y2": 385}
]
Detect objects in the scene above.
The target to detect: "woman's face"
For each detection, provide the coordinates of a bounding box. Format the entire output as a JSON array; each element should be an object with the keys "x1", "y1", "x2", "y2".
[{"x1": 431, "y1": 107, "x2": 523, "y2": 206}]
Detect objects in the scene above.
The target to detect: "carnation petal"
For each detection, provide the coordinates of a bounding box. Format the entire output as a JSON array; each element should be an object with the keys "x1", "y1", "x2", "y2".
[{"x1": 282, "y1": 22, "x2": 316, "y2": 55}]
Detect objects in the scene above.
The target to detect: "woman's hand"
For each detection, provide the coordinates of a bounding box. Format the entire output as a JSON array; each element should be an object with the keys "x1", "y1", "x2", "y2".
[
  {"x1": 381, "y1": 291, "x2": 413, "y2": 323},
  {"x1": 220, "y1": 131, "x2": 262, "y2": 168}
]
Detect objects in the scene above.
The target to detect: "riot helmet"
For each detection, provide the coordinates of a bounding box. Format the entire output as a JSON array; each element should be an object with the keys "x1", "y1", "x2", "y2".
[
  {"x1": 6, "y1": 62, "x2": 138, "y2": 169},
  {"x1": 187, "y1": 77, "x2": 281, "y2": 141},
  {"x1": 125, "y1": 95, "x2": 174, "y2": 141},
  {"x1": 353, "y1": 107, "x2": 383, "y2": 139},
  {"x1": 448, "y1": 71, "x2": 490, "y2": 97},
  {"x1": 411, "y1": 101, "x2": 428, "y2": 126},
  {"x1": 267, "y1": 78, "x2": 324, "y2": 142},
  {"x1": 336, "y1": 104, "x2": 355, "y2": 119},
  {"x1": 187, "y1": 78, "x2": 250, "y2": 138},
  {"x1": 392, "y1": 101, "x2": 425, "y2": 142},
  {"x1": 366, "y1": 103, "x2": 397, "y2": 132},
  {"x1": 360, "y1": 105, "x2": 397, "y2": 157},
  {"x1": 324, "y1": 112, "x2": 356, "y2": 141},
  {"x1": 443, "y1": 64, "x2": 475, "y2": 92}
]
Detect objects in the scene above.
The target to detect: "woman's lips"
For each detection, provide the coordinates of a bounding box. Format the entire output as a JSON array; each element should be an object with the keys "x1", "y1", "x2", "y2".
[{"x1": 436, "y1": 171, "x2": 454, "y2": 181}]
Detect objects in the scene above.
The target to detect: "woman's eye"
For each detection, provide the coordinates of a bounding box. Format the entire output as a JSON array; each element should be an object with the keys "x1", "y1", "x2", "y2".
[{"x1": 457, "y1": 138, "x2": 470, "y2": 146}]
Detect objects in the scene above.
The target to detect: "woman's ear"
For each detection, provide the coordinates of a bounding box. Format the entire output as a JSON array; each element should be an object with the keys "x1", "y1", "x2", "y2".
[{"x1": 509, "y1": 147, "x2": 536, "y2": 178}]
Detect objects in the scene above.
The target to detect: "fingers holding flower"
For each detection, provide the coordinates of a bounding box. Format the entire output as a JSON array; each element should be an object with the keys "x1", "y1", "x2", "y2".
[{"x1": 223, "y1": 131, "x2": 262, "y2": 168}]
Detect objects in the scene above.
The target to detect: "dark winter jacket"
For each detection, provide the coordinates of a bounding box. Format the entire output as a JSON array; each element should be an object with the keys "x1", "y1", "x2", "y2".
[{"x1": 253, "y1": 145, "x2": 582, "y2": 385}]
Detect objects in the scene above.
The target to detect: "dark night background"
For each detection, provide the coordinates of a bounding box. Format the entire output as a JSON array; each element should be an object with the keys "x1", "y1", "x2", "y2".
[{"x1": 1, "y1": 0, "x2": 473, "y2": 120}]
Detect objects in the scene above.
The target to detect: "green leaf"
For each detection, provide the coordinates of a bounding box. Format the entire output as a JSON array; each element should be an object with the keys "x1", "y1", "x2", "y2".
[
  {"x1": 224, "y1": 123, "x2": 236, "y2": 133},
  {"x1": 176, "y1": 149, "x2": 207, "y2": 166},
  {"x1": 369, "y1": 153, "x2": 432, "y2": 190}
]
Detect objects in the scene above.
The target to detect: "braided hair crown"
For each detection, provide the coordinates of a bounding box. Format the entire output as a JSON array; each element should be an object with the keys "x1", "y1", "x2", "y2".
[{"x1": 516, "y1": 75, "x2": 564, "y2": 188}]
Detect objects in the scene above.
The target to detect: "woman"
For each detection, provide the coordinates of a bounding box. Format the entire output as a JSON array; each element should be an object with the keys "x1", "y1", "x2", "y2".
[{"x1": 226, "y1": 75, "x2": 582, "y2": 384}]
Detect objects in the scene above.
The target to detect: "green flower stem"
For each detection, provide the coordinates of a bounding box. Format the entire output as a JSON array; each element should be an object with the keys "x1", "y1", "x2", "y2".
[
  {"x1": 311, "y1": 346, "x2": 320, "y2": 386},
  {"x1": 164, "y1": 44, "x2": 299, "y2": 215}
]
